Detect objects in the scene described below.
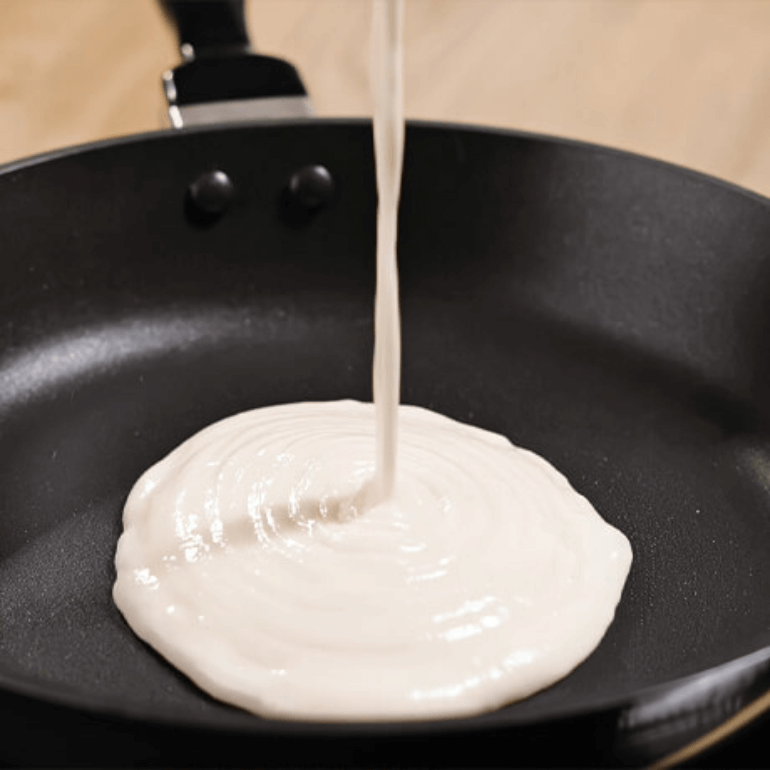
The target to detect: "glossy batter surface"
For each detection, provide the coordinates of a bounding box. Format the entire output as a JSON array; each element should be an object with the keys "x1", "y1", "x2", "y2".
[{"x1": 114, "y1": 400, "x2": 631, "y2": 721}]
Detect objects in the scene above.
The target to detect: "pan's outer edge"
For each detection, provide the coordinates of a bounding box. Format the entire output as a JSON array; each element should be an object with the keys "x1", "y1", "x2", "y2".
[
  {"x1": 650, "y1": 688, "x2": 770, "y2": 769},
  {"x1": 1, "y1": 117, "x2": 770, "y2": 210},
  {"x1": 614, "y1": 646, "x2": 770, "y2": 765}
]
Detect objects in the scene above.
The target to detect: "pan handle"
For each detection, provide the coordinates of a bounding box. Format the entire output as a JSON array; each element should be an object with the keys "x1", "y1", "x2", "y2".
[
  {"x1": 158, "y1": 0, "x2": 314, "y2": 128},
  {"x1": 160, "y1": 0, "x2": 252, "y2": 61}
]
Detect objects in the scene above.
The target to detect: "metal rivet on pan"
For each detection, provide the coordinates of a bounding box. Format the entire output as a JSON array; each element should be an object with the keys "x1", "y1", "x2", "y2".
[
  {"x1": 287, "y1": 165, "x2": 335, "y2": 210},
  {"x1": 187, "y1": 170, "x2": 236, "y2": 217}
]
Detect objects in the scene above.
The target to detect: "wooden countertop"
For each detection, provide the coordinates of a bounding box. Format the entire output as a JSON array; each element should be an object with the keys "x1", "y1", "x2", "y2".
[{"x1": 2, "y1": 0, "x2": 770, "y2": 197}]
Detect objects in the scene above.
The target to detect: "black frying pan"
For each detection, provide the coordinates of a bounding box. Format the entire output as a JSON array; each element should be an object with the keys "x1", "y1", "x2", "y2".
[{"x1": 2, "y1": 6, "x2": 770, "y2": 770}]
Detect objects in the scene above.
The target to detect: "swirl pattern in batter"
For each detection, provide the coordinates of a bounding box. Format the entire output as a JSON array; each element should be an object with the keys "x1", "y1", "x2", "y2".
[{"x1": 114, "y1": 400, "x2": 632, "y2": 721}]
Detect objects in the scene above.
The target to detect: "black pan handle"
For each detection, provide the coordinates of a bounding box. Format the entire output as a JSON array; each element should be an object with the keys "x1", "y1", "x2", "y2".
[
  {"x1": 161, "y1": 0, "x2": 253, "y2": 60},
  {"x1": 158, "y1": 0, "x2": 313, "y2": 127}
]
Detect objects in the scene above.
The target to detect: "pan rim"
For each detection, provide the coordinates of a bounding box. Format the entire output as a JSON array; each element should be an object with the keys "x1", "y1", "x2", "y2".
[{"x1": 1, "y1": 117, "x2": 769, "y2": 211}]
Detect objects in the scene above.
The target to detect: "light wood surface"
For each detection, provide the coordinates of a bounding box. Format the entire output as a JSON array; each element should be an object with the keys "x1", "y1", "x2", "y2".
[{"x1": 2, "y1": 0, "x2": 770, "y2": 196}]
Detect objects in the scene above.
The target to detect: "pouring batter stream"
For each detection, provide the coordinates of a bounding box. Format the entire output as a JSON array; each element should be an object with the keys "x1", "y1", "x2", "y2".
[{"x1": 371, "y1": 0, "x2": 404, "y2": 503}]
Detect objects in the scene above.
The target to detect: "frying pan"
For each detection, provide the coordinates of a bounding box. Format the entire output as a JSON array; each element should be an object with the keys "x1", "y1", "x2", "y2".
[{"x1": 2, "y1": 3, "x2": 770, "y2": 768}]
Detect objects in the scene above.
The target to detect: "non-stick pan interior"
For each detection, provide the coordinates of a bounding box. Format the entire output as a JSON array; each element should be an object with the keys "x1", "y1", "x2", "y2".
[
  {"x1": 2, "y1": 296, "x2": 770, "y2": 719},
  {"x1": 1, "y1": 122, "x2": 770, "y2": 764}
]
